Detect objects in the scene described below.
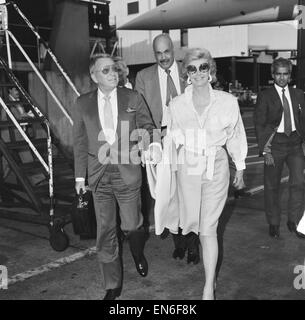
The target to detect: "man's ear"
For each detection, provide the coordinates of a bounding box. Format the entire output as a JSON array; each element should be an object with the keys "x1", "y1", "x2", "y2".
[
  {"x1": 126, "y1": 67, "x2": 129, "y2": 77},
  {"x1": 90, "y1": 72, "x2": 98, "y2": 84}
]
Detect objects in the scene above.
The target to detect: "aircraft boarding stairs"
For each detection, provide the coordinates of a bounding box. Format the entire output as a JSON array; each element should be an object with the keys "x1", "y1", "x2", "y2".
[{"x1": 0, "y1": 56, "x2": 75, "y2": 251}]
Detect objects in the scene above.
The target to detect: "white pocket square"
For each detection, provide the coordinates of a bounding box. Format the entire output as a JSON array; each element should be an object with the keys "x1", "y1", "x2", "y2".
[{"x1": 126, "y1": 107, "x2": 136, "y2": 113}]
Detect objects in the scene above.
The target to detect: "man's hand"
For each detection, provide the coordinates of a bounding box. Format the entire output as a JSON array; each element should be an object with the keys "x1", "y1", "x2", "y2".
[
  {"x1": 75, "y1": 180, "x2": 86, "y2": 195},
  {"x1": 264, "y1": 152, "x2": 275, "y2": 166},
  {"x1": 233, "y1": 170, "x2": 245, "y2": 190},
  {"x1": 147, "y1": 144, "x2": 162, "y2": 164}
]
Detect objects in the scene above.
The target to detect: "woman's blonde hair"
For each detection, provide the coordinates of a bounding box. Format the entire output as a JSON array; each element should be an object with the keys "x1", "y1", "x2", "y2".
[{"x1": 182, "y1": 48, "x2": 217, "y2": 83}]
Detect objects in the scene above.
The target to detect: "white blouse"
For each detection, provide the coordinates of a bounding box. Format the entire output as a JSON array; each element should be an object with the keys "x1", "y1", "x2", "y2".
[{"x1": 168, "y1": 84, "x2": 248, "y2": 179}]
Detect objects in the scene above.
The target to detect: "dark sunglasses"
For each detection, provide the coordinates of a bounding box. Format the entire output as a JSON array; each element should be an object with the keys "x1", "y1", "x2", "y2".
[
  {"x1": 186, "y1": 63, "x2": 210, "y2": 75},
  {"x1": 96, "y1": 65, "x2": 119, "y2": 75}
]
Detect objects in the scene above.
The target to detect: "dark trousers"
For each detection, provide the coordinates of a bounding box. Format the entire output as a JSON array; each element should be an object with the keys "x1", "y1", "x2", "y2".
[
  {"x1": 264, "y1": 132, "x2": 305, "y2": 226},
  {"x1": 93, "y1": 164, "x2": 146, "y2": 290}
]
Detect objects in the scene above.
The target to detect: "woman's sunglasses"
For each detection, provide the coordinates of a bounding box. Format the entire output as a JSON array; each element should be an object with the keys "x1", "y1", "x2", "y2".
[
  {"x1": 96, "y1": 65, "x2": 119, "y2": 75},
  {"x1": 186, "y1": 63, "x2": 210, "y2": 75}
]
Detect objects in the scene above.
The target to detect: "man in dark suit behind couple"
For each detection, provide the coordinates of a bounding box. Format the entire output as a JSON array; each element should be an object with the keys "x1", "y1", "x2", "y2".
[
  {"x1": 254, "y1": 57, "x2": 305, "y2": 239},
  {"x1": 73, "y1": 54, "x2": 162, "y2": 300},
  {"x1": 135, "y1": 33, "x2": 200, "y2": 264}
]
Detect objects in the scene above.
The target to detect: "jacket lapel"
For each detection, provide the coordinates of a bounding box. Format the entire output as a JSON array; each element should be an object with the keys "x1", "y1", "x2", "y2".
[
  {"x1": 150, "y1": 65, "x2": 162, "y2": 124},
  {"x1": 270, "y1": 86, "x2": 283, "y2": 112},
  {"x1": 88, "y1": 89, "x2": 102, "y2": 132},
  {"x1": 177, "y1": 62, "x2": 186, "y2": 93},
  {"x1": 116, "y1": 87, "x2": 127, "y2": 138}
]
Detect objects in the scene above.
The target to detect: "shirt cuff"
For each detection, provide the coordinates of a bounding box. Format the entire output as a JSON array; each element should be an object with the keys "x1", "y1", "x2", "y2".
[
  {"x1": 171, "y1": 129, "x2": 185, "y2": 148},
  {"x1": 149, "y1": 142, "x2": 162, "y2": 153},
  {"x1": 234, "y1": 161, "x2": 246, "y2": 171},
  {"x1": 75, "y1": 177, "x2": 85, "y2": 182}
]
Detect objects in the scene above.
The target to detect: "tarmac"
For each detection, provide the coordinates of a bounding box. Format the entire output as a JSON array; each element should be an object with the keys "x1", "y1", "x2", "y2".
[{"x1": 0, "y1": 110, "x2": 305, "y2": 301}]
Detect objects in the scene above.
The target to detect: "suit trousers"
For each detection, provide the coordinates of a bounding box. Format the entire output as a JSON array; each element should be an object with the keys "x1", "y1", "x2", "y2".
[
  {"x1": 93, "y1": 164, "x2": 144, "y2": 290},
  {"x1": 264, "y1": 131, "x2": 305, "y2": 226}
]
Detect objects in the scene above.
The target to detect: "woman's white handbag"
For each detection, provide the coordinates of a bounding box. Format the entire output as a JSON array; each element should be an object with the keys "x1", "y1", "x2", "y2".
[{"x1": 297, "y1": 211, "x2": 305, "y2": 235}]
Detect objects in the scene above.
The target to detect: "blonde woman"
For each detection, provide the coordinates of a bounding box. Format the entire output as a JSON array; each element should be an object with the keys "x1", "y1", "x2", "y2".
[{"x1": 167, "y1": 48, "x2": 247, "y2": 299}]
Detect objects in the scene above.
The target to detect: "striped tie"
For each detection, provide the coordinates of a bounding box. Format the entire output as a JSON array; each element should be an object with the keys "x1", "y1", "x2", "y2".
[
  {"x1": 282, "y1": 88, "x2": 292, "y2": 136},
  {"x1": 165, "y1": 69, "x2": 178, "y2": 106}
]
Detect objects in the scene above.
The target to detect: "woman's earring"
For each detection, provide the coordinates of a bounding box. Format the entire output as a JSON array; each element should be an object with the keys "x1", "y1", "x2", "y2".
[
  {"x1": 187, "y1": 76, "x2": 192, "y2": 85},
  {"x1": 208, "y1": 74, "x2": 212, "y2": 83}
]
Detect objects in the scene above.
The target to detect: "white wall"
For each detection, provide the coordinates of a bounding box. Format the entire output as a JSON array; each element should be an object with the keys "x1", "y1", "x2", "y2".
[
  {"x1": 188, "y1": 26, "x2": 248, "y2": 58},
  {"x1": 248, "y1": 21, "x2": 297, "y2": 51},
  {"x1": 110, "y1": 0, "x2": 249, "y2": 64},
  {"x1": 110, "y1": 1, "x2": 298, "y2": 65}
]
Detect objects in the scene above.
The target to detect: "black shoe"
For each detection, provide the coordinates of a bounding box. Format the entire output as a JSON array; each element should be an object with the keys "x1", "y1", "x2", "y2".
[
  {"x1": 187, "y1": 248, "x2": 200, "y2": 264},
  {"x1": 269, "y1": 225, "x2": 280, "y2": 238},
  {"x1": 133, "y1": 255, "x2": 148, "y2": 277},
  {"x1": 172, "y1": 247, "x2": 186, "y2": 260},
  {"x1": 103, "y1": 288, "x2": 121, "y2": 300},
  {"x1": 287, "y1": 221, "x2": 297, "y2": 233},
  {"x1": 160, "y1": 228, "x2": 170, "y2": 240},
  {"x1": 287, "y1": 221, "x2": 305, "y2": 239},
  {"x1": 296, "y1": 231, "x2": 305, "y2": 239}
]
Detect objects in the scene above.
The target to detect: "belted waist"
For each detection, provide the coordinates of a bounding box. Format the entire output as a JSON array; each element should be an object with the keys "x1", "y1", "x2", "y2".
[
  {"x1": 183, "y1": 145, "x2": 224, "y2": 180},
  {"x1": 184, "y1": 145, "x2": 223, "y2": 156}
]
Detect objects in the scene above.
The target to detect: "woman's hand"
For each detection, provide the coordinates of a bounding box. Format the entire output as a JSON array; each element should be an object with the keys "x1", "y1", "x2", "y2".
[{"x1": 233, "y1": 170, "x2": 245, "y2": 190}]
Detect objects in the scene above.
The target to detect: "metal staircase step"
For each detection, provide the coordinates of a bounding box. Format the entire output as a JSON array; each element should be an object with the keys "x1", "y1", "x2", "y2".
[
  {"x1": 2, "y1": 101, "x2": 31, "y2": 106},
  {"x1": 6, "y1": 138, "x2": 47, "y2": 150},
  {"x1": 33, "y1": 182, "x2": 74, "y2": 201},
  {"x1": 0, "y1": 118, "x2": 44, "y2": 128},
  {"x1": 0, "y1": 83, "x2": 17, "y2": 88},
  {"x1": 19, "y1": 157, "x2": 72, "y2": 174}
]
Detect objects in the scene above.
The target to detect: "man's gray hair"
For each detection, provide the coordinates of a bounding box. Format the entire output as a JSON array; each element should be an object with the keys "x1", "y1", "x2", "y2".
[
  {"x1": 271, "y1": 57, "x2": 292, "y2": 75},
  {"x1": 89, "y1": 53, "x2": 112, "y2": 74}
]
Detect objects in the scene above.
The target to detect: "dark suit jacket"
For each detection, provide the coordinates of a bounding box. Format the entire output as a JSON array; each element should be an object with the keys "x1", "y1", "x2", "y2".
[
  {"x1": 73, "y1": 87, "x2": 160, "y2": 191},
  {"x1": 134, "y1": 61, "x2": 186, "y2": 129},
  {"x1": 254, "y1": 86, "x2": 305, "y2": 154}
]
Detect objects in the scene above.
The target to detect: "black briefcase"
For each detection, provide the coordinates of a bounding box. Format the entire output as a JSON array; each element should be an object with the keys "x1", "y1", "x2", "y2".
[{"x1": 71, "y1": 190, "x2": 97, "y2": 240}]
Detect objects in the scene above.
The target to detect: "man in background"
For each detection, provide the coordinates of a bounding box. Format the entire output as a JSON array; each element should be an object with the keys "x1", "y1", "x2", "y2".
[
  {"x1": 254, "y1": 58, "x2": 305, "y2": 239},
  {"x1": 135, "y1": 33, "x2": 200, "y2": 264}
]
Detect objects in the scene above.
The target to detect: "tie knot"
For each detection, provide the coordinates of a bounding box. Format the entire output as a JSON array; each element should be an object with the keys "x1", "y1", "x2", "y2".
[
  {"x1": 165, "y1": 69, "x2": 171, "y2": 75},
  {"x1": 103, "y1": 95, "x2": 110, "y2": 101},
  {"x1": 282, "y1": 88, "x2": 285, "y2": 94}
]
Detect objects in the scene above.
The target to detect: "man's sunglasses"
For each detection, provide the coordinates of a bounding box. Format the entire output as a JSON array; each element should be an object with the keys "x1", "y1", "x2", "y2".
[
  {"x1": 96, "y1": 65, "x2": 119, "y2": 75},
  {"x1": 186, "y1": 63, "x2": 210, "y2": 75}
]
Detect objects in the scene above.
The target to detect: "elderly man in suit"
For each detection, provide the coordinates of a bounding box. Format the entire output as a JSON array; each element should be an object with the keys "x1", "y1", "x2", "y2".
[
  {"x1": 135, "y1": 33, "x2": 200, "y2": 264},
  {"x1": 254, "y1": 57, "x2": 305, "y2": 239},
  {"x1": 73, "y1": 54, "x2": 161, "y2": 300}
]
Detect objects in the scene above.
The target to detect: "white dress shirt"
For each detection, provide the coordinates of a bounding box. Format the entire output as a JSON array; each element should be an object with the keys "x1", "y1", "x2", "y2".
[
  {"x1": 158, "y1": 60, "x2": 181, "y2": 127},
  {"x1": 169, "y1": 84, "x2": 247, "y2": 179},
  {"x1": 274, "y1": 84, "x2": 296, "y2": 133}
]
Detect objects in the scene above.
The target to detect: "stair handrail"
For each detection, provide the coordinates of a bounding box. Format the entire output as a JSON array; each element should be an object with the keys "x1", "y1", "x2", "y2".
[
  {"x1": 0, "y1": 96, "x2": 50, "y2": 173},
  {"x1": 0, "y1": 55, "x2": 46, "y2": 120},
  {"x1": 6, "y1": 29, "x2": 74, "y2": 125},
  {"x1": 7, "y1": 1, "x2": 81, "y2": 98}
]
